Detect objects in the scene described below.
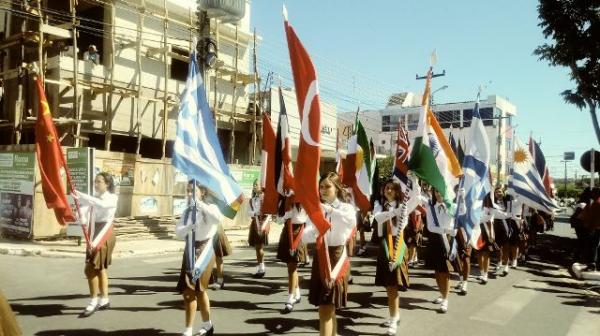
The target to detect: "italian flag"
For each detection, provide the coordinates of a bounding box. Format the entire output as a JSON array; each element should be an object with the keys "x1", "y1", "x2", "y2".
[
  {"x1": 344, "y1": 119, "x2": 372, "y2": 213},
  {"x1": 408, "y1": 68, "x2": 462, "y2": 206}
]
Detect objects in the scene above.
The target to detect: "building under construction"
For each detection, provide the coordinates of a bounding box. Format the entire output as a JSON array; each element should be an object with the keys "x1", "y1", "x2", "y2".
[{"x1": 0, "y1": 0, "x2": 263, "y2": 237}]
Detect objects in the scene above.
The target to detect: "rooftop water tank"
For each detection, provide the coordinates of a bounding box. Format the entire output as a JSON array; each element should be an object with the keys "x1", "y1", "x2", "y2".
[{"x1": 199, "y1": 0, "x2": 245, "y2": 22}]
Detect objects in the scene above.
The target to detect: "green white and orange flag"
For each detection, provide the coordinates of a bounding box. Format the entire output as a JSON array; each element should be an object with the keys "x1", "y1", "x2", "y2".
[
  {"x1": 343, "y1": 116, "x2": 372, "y2": 213},
  {"x1": 408, "y1": 67, "x2": 462, "y2": 206}
]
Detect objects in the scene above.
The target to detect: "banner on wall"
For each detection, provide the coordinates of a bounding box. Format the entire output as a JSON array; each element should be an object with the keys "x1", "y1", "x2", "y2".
[{"x1": 0, "y1": 152, "x2": 36, "y2": 238}]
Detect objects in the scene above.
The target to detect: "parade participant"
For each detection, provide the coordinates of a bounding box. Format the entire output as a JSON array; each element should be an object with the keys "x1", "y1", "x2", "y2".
[
  {"x1": 247, "y1": 179, "x2": 271, "y2": 278},
  {"x1": 276, "y1": 197, "x2": 308, "y2": 313},
  {"x1": 372, "y1": 179, "x2": 419, "y2": 334},
  {"x1": 0, "y1": 288, "x2": 21, "y2": 336},
  {"x1": 73, "y1": 172, "x2": 118, "y2": 318},
  {"x1": 303, "y1": 172, "x2": 356, "y2": 336},
  {"x1": 405, "y1": 207, "x2": 424, "y2": 267},
  {"x1": 175, "y1": 181, "x2": 222, "y2": 336},
  {"x1": 209, "y1": 221, "x2": 232, "y2": 290},
  {"x1": 497, "y1": 190, "x2": 525, "y2": 275},
  {"x1": 476, "y1": 193, "x2": 508, "y2": 284},
  {"x1": 421, "y1": 186, "x2": 458, "y2": 313}
]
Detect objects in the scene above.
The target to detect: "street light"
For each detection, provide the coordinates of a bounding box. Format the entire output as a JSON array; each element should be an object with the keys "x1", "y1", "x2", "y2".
[{"x1": 430, "y1": 85, "x2": 448, "y2": 105}]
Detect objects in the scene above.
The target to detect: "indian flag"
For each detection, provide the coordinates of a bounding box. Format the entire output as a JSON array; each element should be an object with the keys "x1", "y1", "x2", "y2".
[
  {"x1": 408, "y1": 68, "x2": 462, "y2": 206},
  {"x1": 344, "y1": 119, "x2": 372, "y2": 212}
]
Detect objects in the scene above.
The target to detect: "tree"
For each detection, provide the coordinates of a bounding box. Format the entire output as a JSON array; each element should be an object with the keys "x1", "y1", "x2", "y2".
[{"x1": 534, "y1": 0, "x2": 600, "y2": 144}]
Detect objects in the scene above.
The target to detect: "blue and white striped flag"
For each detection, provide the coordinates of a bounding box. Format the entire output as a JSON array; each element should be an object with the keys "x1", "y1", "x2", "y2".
[
  {"x1": 508, "y1": 138, "x2": 558, "y2": 213},
  {"x1": 455, "y1": 97, "x2": 491, "y2": 251},
  {"x1": 172, "y1": 48, "x2": 243, "y2": 218}
]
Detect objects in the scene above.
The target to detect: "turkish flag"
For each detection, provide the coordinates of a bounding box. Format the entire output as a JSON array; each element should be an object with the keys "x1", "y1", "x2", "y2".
[
  {"x1": 260, "y1": 113, "x2": 279, "y2": 214},
  {"x1": 284, "y1": 16, "x2": 330, "y2": 235},
  {"x1": 35, "y1": 77, "x2": 75, "y2": 225}
]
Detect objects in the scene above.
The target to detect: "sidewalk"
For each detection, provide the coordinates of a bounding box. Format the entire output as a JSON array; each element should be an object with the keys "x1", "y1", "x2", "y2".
[{"x1": 0, "y1": 224, "x2": 284, "y2": 259}]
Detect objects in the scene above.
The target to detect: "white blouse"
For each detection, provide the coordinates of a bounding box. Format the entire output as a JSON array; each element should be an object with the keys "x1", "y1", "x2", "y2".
[
  {"x1": 302, "y1": 199, "x2": 357, "y2": 246},
  {"x1": 480, "y1": 207, "x2": 509, "y2": 224},
  {"x1": 282, "y1": 205, "x2": 308, "y2": 224},
  {"x1": 421, "y1": 195, "x2": 456, "y2": 236},
  {"x1": 175, "y1": 201, "x2": 223, "y2": 241},
  {"x1": 505, "y1": 196, "x2": 524, "y2": 219},
  {"x1": 76, "y1": 191, "x2": 118, "y2": 225},
  {"x1": 247, "y1": 194, "x2": 272, "y2": 223}
]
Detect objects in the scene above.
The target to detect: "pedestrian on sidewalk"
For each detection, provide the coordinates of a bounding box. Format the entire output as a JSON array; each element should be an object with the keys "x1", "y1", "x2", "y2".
[
  {"x1": 73, "y1": 172, "x2": 118, "y2": 318},
  {"x1": 248, "y1": 179, "x2": 271, "y2": 278},
  {"x1": 175, "y1": 180, "x2": 222, "y2": 336},
  {"x1": 303, "y1": 172, "x2": 356, "y2": 336},
  {"x1": 276, "y1": 196, "x2": 308, "y2": 313},
  {"x1": 372, "y1": 178, "x2": 419, "y2": 335},
  {"x1": 580, "y1": 187, "x2": 600, "y2": 272}
]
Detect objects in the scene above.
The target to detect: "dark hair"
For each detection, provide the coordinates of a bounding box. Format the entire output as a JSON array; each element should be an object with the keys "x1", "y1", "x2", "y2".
[
  {"x1": 383, "y1": 179, "x2": 403, "y2": 205},
  {"x1": 483, "y1": 192, "x2": 493, "y2": 208},
  {"x1": 251, "y1": 178, "x2": 260, "y2": 198},
  {"x1": 319, "y1": 172, "x2": 348, "y2": 202},
  {"x1": 96, "y1": 172, "x2": 115, "y2": 193},
  {"x1": 187, "y1": 180, "x2": 207, "y2": 201}
]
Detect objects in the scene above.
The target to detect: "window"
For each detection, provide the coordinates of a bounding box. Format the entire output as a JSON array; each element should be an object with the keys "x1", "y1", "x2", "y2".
[
  {"x1": 407, "y1": 113, "x2": 419, "y2": 131},
  {"x1": 435, "y1": 110, "x2": 460, "y2": 129},
  {"x1": 462, "y1": 109, "x2": 473, "y2": 127},
  {"x1": 170, "y1": 47, "x2": 189, "y2": 81},
  {"x1": 480, "y1": 107, "x2": 494, "y2": 126}
]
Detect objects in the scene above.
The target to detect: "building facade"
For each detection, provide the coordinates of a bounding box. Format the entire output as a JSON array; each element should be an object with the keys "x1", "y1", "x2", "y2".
[{"x1": 339, "y1": 93, "x2": 517, "y2": 184}]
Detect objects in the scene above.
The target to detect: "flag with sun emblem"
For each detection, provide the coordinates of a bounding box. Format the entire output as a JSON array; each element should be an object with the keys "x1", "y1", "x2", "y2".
[{"x1": 508, "y1": 138, "x2": 558, "y2": 213}]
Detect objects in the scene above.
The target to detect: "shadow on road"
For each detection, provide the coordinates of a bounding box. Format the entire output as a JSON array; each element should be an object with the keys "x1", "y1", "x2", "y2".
[{"x1": 35, "y1": 328, "x2": 179, "y2": 336}]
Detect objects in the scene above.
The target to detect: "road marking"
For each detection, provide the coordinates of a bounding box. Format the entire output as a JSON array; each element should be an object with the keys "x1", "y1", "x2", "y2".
[{"x1": 470, "y1": 279, "x2": 548, "y2": 325}]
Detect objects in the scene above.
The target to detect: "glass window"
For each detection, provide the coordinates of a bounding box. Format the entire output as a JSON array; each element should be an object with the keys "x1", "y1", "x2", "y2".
[
  {"x1": 480, "y1": 107, "x2": 494, "y2": 126},
  {"x1": 463, "y1": 109, "x2": 473, "y2": 127}
]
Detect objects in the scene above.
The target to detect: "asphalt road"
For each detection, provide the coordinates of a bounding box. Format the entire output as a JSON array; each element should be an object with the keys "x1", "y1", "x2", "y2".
[{"x1": 1, "y1": 219, "x2": 599, "y2": 336}]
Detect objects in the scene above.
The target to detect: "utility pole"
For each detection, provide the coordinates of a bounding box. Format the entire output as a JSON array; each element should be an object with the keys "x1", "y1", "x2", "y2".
[{"x1": 562, "y1": 160, "x2": 568, "y2": 198}]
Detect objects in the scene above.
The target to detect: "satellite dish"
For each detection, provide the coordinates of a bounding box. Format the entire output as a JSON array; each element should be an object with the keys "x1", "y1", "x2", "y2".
[{"x1": 580, "y1": 150, "x2": 600, "y2": 173}]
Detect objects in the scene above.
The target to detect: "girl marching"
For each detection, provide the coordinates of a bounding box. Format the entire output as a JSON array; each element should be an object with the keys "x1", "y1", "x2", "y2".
[
  {"x1": 372, "y1": 179, "x2": 419, "y2": 335},
  {"x1": 303, "y1": 172, "x2": 356, "y2": 336},
  {"x1": 175, "y1": 181, "x2": 223, "y2": 336},
  {"x1": 476, "y1": 193, "x2": 508, "y2": 284},
  {"x1": 276, "y1": 197, "x2": 308, "y2": 313},
  {"x1": 248, "y1": 179, "x2": 272, "y2": 278},
  {"x1": 74, "y1": 172, "x2": 118, "y2": 318}
]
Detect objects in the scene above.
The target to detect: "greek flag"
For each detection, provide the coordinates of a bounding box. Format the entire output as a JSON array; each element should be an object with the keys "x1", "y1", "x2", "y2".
[
  {"x1": 172, "y1": 48, "x2": 243, "y2": 218},
  {"x1": 455, "y1": 98, "x2": 491, "y2": 250}
]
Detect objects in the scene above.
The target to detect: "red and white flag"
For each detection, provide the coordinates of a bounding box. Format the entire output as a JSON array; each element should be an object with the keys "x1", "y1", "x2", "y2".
[
  {"x1": 260, "y1": 113, "x2": 278, "y2": 214},
  {"x1": 284, "y1": 8, "x2": 330, "y2": 235},
  {"x1": 275, "y1": 87, "x2": 295, "y2": 197}
]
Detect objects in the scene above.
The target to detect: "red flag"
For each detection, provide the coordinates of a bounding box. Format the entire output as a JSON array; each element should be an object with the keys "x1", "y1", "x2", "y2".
[
  {"x1": 284, "y1": 13, "x2": 330, "y2": 235},
  {"x1": 35, "y1": 77, "x2": 75, "y2": 225},
  {"x1": 260, "y1": 113, "x2": 279, "y2": 214},
  {"x1": 275, "y1": 87, "x2": 294, "y2": 196}
]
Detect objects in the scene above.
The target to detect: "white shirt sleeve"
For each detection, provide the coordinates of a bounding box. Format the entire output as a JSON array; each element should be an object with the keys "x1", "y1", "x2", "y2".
[
  {"x1": 199, "y1": 202, "x2": 223, "y2": 226},
  {"x1": 175, "y1": 212, "x2": 193, "y2": 239}
]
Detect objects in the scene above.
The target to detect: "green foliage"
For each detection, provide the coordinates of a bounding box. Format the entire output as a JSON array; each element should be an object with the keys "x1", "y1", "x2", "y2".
[
  {"x1": 535, "y1": 0, "x2": 600, "y2": 142},
  {"x1": 377, "y1": 157, "x2": 394, "y2": 179}
]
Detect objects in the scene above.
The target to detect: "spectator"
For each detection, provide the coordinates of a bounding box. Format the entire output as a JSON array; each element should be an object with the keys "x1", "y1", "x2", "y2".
[{"x1": 83, "y1": 45, "x2": 100, "y2": 65}]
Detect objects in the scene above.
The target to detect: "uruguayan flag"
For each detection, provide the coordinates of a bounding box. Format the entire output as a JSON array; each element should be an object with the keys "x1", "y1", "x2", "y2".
[
  {"x1": 455, "y1": 98, "x2": 491, "y2": 250},
  {"x1": 508, "y1": 138, "x2": 558, "y2": 213},
  {"x1": 172, "y1": 48, "x2": 243, "y2": 218}
]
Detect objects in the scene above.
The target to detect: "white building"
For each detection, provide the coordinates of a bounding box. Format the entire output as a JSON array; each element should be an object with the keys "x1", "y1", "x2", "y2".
[{"x1": 338, "y1": 93, "x2": 517, "y2": 184}]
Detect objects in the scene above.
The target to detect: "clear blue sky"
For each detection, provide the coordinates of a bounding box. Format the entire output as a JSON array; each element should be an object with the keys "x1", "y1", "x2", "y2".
[{"x1": 250, "y1": 0, "x2": 595, "y2": 181}]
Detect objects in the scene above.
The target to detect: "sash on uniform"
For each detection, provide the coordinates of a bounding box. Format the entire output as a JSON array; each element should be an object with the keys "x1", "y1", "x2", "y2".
[
  {"x1": 86, "y1": 206, "x2": 114, "y2": 255},
  {"x1": 183, "y1": 206, "x2": 217, "y2": 283},
  {"x1": 287, "y1": 219, "x2": 304, "y2": 256},
  {"x1": 382, "y1": 223, "x2": 407, "y2": 272},
  {"x1": 316, "y1": 205, "x2": 350, "y2": 287},
  {"x1": 429, "y1": 201, "x2": 451, "y2": 256}
]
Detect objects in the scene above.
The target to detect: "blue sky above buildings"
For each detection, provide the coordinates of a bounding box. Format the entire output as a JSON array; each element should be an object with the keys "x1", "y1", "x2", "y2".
[{"x1": 250, "y1": 0, "x2": 594, "y2": 179}]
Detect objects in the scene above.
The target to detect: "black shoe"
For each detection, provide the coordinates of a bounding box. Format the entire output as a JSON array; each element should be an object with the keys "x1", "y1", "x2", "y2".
[
  {"x1": 79, "y1": 305, "x2": 98, "y2": 318},
  {"x1": 283, "y1": 302, "x2": 294, "y2": 314},
  {"x1": 194, "y1": 326, "x2": 214, "y2": 336},
  {"x1": 253, "y1": 271, "x2": 265, "y2": 278},
  {"x1": 97, "y1": 302, "x2": 110, "y2": 310}
]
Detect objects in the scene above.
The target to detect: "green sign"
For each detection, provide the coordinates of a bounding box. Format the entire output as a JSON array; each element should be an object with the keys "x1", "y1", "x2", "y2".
[
  {"x1": 229, "y1": 166, "x2": 260, "y2": 198},
  {"x1": 66, "y1": 147, "x2": 94, "y2": 237},
  {"x1": 0, "y1": 152, "x2": 35, "y2": 238}
]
